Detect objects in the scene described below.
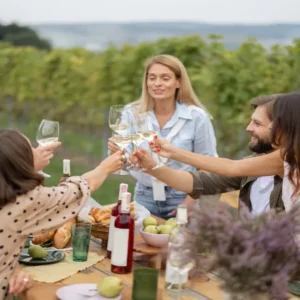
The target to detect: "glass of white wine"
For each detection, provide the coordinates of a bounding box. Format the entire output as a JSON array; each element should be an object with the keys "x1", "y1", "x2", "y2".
[
  {"x1": 109, "y1": 105, "x2": 130, "y2": 136},
  {"x1": 109, "y1": 105, "x2": 131, "y2": 175},
  {"x1": 135, "y1": 112, "x2": 164, "y2": 168},
  {"x1": 36, "y1": 119, "x2": 60, "y2": 178}
]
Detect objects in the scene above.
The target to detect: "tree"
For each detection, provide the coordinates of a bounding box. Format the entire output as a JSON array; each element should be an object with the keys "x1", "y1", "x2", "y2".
[{"x1": 0, "y1": 23, "x2": 51, "y2": 50}]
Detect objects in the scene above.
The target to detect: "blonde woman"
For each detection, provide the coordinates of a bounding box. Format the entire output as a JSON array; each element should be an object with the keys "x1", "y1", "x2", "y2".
[{"x1": 108, "y1": 54, "x2": 217, "y2": 219}]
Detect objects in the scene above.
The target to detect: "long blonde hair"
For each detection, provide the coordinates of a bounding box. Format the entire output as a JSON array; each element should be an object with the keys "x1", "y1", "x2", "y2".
[{"x1": 135, "y1": 54, "x2": 210, "y2": 116}]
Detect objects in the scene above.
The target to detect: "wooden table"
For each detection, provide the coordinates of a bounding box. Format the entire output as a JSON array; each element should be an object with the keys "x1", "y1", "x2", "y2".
[
  {"x1": 20, "y1": 236, "x2": 300, "y2": 300},
  {"x1": 20, "y1": 237, "x2": 224, "y2": 300},
  {"x1": 19, "y1": 204, "x2": 300, "y2": 300}
]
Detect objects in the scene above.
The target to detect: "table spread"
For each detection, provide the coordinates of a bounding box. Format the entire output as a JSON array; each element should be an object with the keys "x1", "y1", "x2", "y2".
[{"x1": 19, "y1": 207, "x2": 300, "y2": 300}]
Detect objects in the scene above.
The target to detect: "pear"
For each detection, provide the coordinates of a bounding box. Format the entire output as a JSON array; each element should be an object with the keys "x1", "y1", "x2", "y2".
[
  {"x1": 156, "y1": 225, "x2": 163, "y2": 234},
  {"x1": 143, "y1": 216, "x2": 157, "y2": 227},
  {"x1": 97, "y1": 276, "x2": 123, "y2": 298},
  {"x1": 144, "y1": 225, "x2": 158, "y2": 234},
  {"x1": 159, "y1": 224, "x2": 173, "y2": 234},
  {"x1": 28, "y1": 245, "x2": 48, "y2": 259},
  {"x1": 165, "y1": 218, "x2": 176, "y2": 228}
]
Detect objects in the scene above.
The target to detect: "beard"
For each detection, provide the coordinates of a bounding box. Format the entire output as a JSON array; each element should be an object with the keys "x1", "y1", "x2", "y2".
[{"x1": 248, "y1": 136, "x2": 273, "y2": 154}]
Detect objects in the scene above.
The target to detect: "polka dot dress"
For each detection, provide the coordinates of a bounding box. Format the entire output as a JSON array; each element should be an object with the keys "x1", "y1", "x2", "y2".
[{"x1": 0, "y1": 176, "x2": 90, "y2": 300}]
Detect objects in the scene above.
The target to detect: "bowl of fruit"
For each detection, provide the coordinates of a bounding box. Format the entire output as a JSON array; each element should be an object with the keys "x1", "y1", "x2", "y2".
[{"x1": 140, "y1": 216, "x2": 176, "y2": 248}]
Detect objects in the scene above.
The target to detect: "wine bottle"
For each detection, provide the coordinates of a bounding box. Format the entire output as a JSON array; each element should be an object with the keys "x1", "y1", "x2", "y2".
[
  {"x1": 62, "y1": 159, "x2": 71, "y2": 179},
  {"x1": 165, "y1": 205, "x2": 189, "y2": 291},
  {"x1": 111, "y1": 192, "x2": 134, "y2": 274},
  {"x1": 107, "y1": 183, "x2": 128, "y2": 258}
]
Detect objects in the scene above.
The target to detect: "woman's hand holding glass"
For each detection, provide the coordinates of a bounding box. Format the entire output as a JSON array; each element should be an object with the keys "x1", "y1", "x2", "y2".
[
  {"x1": 99, "y1": 150, "x2": 125, "y2": 174},
  {"x1": 129, "y1": 148, "x2": 158, "y2": 170},
  {"x1": 149, "y1": 136, "x2": 174, "y2": 159}
]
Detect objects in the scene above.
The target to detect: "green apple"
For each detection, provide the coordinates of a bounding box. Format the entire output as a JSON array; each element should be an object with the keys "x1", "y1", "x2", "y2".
[
  {"x1": 165, "y1": 218, "x2": 176, "y2": 228},
  {"x1": 144, "y1": 225, "x2": 158, "y2": 234},
  {"x1": 159, "y1": 225, "x2": 173, "y2": 234},
  {"x1": 143, "y1": 216, "x2": 157, "y2": 227},
  {"x1": 28, "y1": 245, "x2": 48, "y2": 259},
  {"x1": 97, "y1": 276, "x2": 123, "y2": 298}
]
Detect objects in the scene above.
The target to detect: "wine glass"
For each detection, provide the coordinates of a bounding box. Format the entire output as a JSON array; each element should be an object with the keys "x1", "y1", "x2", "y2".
[
  {"x1": 109, "y1": 105, "x2": 130, "y2": 136},
  {"x1": 109, "y1": 105, "x2": 130, "y2": 175},
  {"x1": 134, "y1": 111, "x2": 164, "y2": 168},
  {"x1": 36, "y1": 119, "x2": 60, "y2": 178},
  {"x1": 168, "y1": 228, "x2": 195, "y2": 298}
]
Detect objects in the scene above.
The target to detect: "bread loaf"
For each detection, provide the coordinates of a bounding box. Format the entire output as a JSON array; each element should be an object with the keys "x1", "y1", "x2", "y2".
[
  {"x1": 53, "y1": 218, "x2": 76, "y2": 249},
  {"x1": 32, "y1": 231, "x2": 56, "y2": 245}
]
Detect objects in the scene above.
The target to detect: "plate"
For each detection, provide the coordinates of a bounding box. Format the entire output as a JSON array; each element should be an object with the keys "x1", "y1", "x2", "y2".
[
  {"x1": 288, "y1": 281, "x2": 300, "y2": 295},
  {"x1": 56, "y1": 284, "x2": 122, "y2": 300},
  {"x1": 18, "y1": 249, "x2": 65, "y2": 265},
  {"x1": 25, "y1": 237, "x2": 53, "y2": 248}
]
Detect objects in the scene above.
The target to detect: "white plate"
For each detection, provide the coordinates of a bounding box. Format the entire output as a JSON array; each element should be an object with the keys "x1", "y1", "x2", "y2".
[{"x1": 56, "y1": 284, "x2": 121, "y2": 300}]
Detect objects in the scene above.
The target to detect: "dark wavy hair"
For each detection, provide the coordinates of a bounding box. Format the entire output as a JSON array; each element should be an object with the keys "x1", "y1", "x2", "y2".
[
  {"x1": 0, "y1": 130, "x2": 44, "y2": 207},
  {"x1": 271, "y1": 92, "x2": 300, "y2": 195}
]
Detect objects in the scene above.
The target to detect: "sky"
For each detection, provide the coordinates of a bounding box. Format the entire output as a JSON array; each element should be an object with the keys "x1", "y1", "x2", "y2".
[{"x1": 0, "y1": 0, "x2": 300, "y2": 25}]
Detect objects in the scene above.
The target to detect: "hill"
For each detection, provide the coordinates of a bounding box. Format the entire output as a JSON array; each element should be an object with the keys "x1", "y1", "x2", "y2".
[{"x1": 33, "y1": 22, "x2": 300, "y2": 50}]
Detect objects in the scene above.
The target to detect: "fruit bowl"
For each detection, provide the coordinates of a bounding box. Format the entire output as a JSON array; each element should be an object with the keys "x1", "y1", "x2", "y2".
[{"x1": 140, "y1": 229, "x2": 170, "y2": 248}]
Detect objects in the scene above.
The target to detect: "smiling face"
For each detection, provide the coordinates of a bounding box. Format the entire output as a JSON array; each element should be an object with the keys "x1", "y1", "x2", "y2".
[
  {"x1": 146, "y1": 63, "x2": 180, "y2": 103},
  {"x1": 246, "y1": 105, "x2": 273, "y2": 153}
]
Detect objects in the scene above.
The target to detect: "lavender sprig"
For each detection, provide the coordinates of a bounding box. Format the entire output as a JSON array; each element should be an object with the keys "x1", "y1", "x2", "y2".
[{"x1": 174, "y1": 202, "x2": 300, "y2": 300}]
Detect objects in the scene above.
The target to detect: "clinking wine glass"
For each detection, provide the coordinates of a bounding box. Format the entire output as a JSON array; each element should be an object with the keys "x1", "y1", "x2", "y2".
[
  {"x1": 109, "y1": 105, "x2": 130, "y2": 175},
  {"x1": 36, "y1": 119, "x2": 60, "y2": 178},
  {"x1": 135, "y1": 112, "x2": 164, "y2": 168},
  {"x1": 109, "y1": 105, "x2": 130, "y2": 136}
]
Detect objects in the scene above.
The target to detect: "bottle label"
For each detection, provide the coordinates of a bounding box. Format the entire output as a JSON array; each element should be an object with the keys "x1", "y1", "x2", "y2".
[
  {"x1": 121, "y1": 193, "x2": 131, "y2": 212},
  {"x1": 107, "y1": 216, "x2": 116, "y2": 251},
  {"x1": 176, "y1": 206, "x2": 187, "y2": 224},
  {"x1": 118, "y1": 184, "x2": 128, "y2": 199},
  {"x1": 111, "y1": 228, "x2": 129, "y2": 266},
  {"x1": 165, "y1": 261, "x2": 188, "y2": 284}
]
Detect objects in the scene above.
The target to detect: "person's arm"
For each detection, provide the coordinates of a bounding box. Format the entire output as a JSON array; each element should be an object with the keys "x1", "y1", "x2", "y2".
[
  {"x1": 18, "y1": 151, "x2": 124, "y2": 236},
  {"x1": 151, "y1": 138, "x2": 284, "y2": 177},
  {"x1": 82, "y1": 150, "x2": 124, "y2": 192},
  {"x1": 170, "y1": 148, "x2": 283, "y2": 177},
  {"x1": 188, "y1": 171, "x2": 242, "y2": 199}
]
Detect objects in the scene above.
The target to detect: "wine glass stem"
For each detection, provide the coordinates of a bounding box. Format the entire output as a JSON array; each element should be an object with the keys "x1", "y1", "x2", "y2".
[{"x1": 177, "y1": 272, "x2": 183, "y2": 300}]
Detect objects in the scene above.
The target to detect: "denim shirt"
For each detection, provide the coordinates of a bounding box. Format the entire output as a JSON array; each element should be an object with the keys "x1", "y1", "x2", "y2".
[{"x1": 130, "y1": 102, "x2": 218, "y2": 189}]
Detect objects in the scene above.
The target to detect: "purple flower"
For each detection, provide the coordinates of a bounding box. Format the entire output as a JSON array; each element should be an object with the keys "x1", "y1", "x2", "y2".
[{"x1": 174, "y1": 202, "x2": 300, "y2": 300}]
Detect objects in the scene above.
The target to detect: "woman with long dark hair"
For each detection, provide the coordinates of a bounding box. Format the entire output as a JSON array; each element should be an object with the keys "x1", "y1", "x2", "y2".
[{"x1": 0, "y1": 130, "x2": 123, "y2": 300}]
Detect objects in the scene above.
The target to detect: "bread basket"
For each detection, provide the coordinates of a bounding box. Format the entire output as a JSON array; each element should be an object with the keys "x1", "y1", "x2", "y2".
[{"x1": 76, "y1": 216, "x2": 109, "y2": 247}]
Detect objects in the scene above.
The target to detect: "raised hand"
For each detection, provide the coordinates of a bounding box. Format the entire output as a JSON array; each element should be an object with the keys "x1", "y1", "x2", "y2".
[
  {"x1": 99, "y1": 151, "x2": 124, "y2": 174},
  {"x1": 149, "y1": 136, "x2": 174, "y2": 158},
  {"x1": 129, "y1": 148, "x2": 157, "y2": 170},
  {"x1": 33, "y1": 141, "x2": 62, "y2": 171}
]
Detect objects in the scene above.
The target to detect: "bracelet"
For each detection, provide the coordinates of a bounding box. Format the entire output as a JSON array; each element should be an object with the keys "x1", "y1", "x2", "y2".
[{"x1": 151, "y1": 164, "x2": 163, "y2": 171}]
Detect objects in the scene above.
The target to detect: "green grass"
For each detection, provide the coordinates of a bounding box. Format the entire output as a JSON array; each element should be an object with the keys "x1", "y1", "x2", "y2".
[{"x1": 44, "y1": 156, "x2": 136, "y2": 205}]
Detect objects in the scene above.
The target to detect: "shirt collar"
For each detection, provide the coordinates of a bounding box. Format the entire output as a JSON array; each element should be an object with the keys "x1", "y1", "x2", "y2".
[
  {"x1": 176, "y1": 102, "x2": 193, "y2": 120},
  {"x1": 149, "y1": 101, "x2": 192, "y2": 130}
]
